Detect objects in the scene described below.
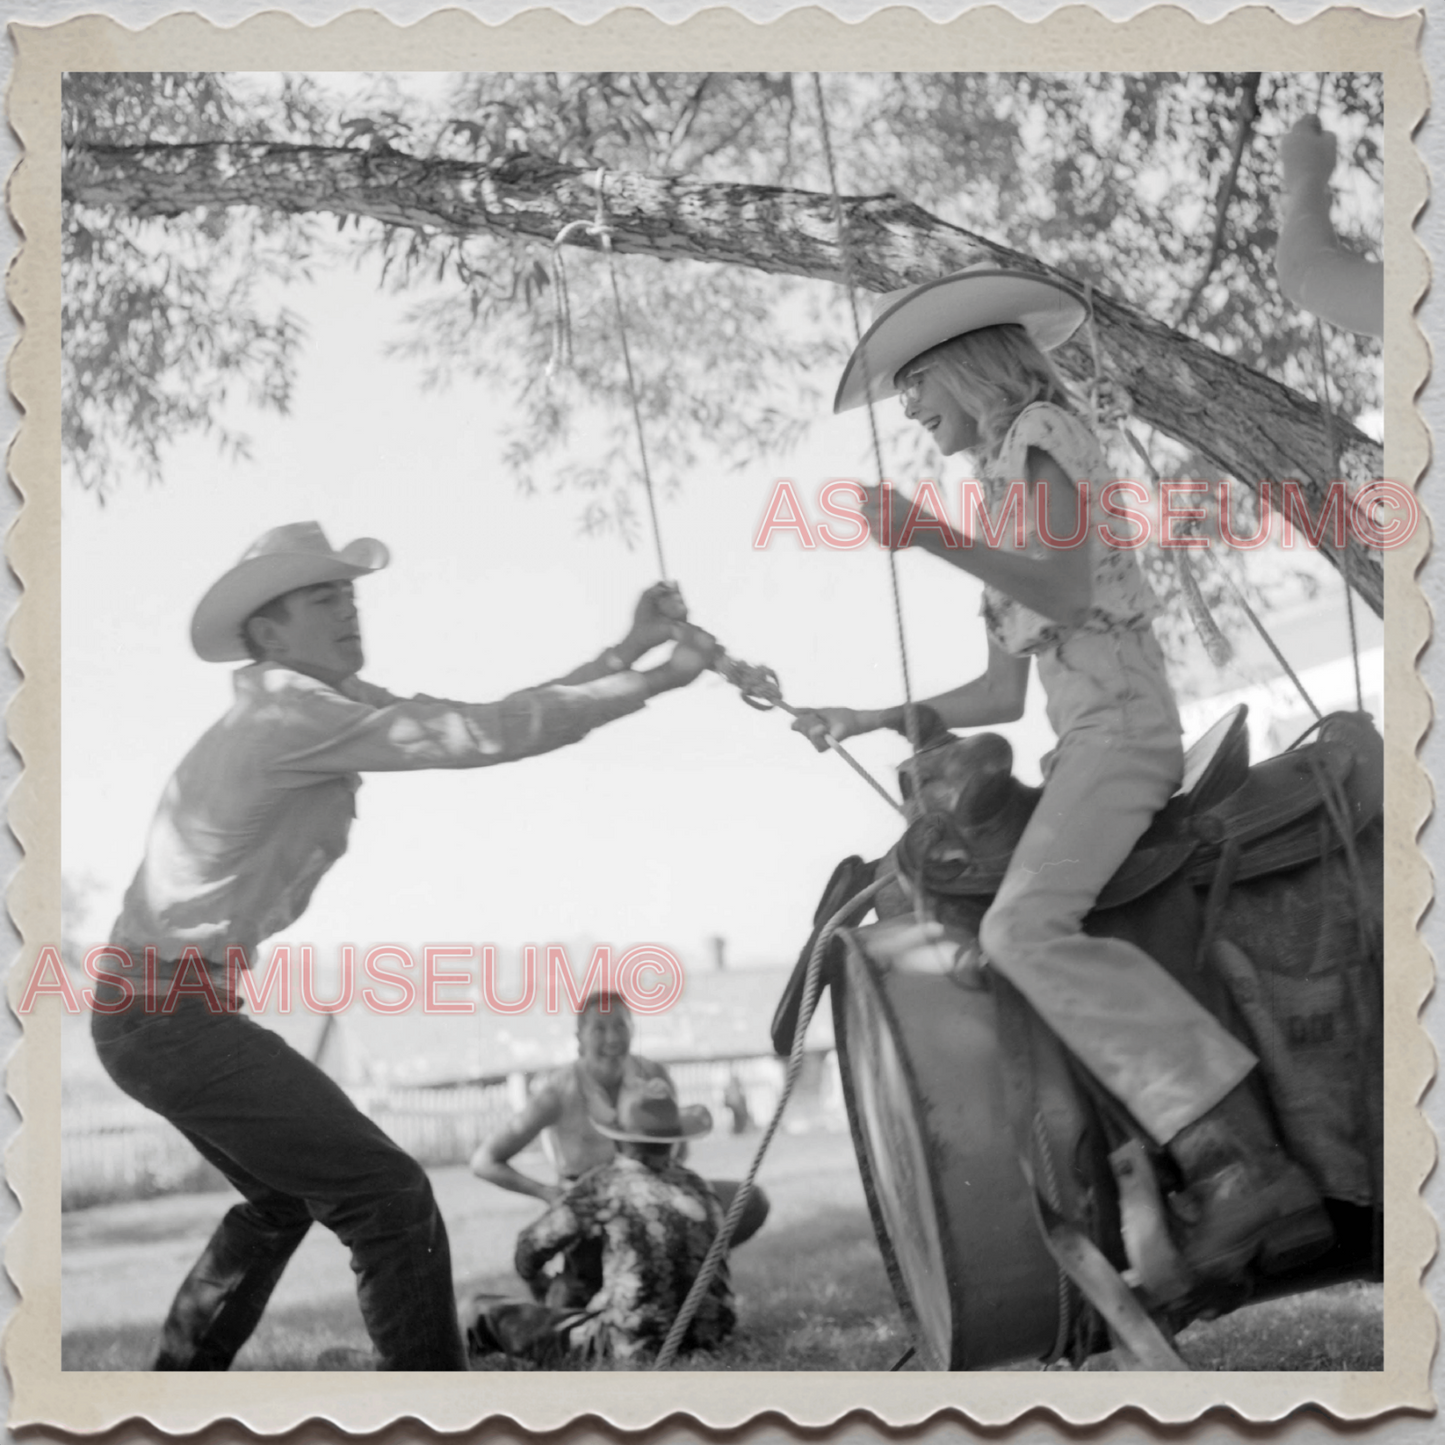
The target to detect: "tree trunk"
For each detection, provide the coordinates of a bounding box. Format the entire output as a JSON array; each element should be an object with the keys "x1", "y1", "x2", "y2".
[{"x1": 66, "y1": 141, "x2": 1385, "y2": 612}]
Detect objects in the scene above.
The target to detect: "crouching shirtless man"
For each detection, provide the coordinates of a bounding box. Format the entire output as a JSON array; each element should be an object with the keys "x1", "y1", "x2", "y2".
[{"x1": 473, "y1": 991, "x2": 769, "y2": 1309}]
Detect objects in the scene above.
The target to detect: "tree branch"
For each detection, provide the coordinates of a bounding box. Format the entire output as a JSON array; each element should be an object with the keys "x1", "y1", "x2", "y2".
[{"x1": 64, "y1": 138, "x2": 1383, "y2": 611}]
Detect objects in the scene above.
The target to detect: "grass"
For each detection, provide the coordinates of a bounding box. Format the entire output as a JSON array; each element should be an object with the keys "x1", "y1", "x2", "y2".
[
  {"x1": 1173, "y1": 1281, "x2": 1384, "y2": 1372},
  {"x1": 61, "y1": 1202, "x2": 1381, "y2": 1373},
  {"x1": 61, "y1": 1204, "x2": 912, "y2": 1372},
  {"x1": 59, "y1": 1131, "x2": 1383, "y2": 1373}
]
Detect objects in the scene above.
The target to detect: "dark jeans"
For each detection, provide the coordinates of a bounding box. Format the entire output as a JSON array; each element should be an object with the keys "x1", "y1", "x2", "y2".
[
  {"x1": 92, "y1": 994, "x2": 467, "y2": 1371},
  {"x1": 542, "y1": 1178, "x2": 770, "y2": 1308}
]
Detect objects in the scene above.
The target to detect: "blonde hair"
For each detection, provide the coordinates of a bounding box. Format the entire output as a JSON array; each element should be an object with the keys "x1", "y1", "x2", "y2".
[{"x1": 898, "y1": 324, "x2": 1077, "y2": 461}]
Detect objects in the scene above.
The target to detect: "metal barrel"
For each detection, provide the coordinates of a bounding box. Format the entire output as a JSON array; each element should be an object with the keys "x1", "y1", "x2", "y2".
[{"x1": 831, "y1": 917, "x2": 1072, "y2": 1369}]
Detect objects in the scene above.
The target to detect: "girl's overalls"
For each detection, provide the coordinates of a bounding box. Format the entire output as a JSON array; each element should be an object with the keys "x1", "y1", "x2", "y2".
[{"x1": 976, "y1": 403, "x2": 1256, "y2": 1145}]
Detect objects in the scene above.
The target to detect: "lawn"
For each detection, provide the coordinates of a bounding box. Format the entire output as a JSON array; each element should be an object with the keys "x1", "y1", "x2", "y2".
[{"x1": 60, "y1": 1126, "x2": 1382, "y2": 1372}]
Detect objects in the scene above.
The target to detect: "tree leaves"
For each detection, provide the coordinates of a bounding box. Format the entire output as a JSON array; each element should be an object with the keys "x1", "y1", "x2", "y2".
[
  {"x1": 62, "y1": 73, "x2": 331, "y2": 495},
  {"x1": 61, "y1": 70, "x2": 1383, "y2": 526}
]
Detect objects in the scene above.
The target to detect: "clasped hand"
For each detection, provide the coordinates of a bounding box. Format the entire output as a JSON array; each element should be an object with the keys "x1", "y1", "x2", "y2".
[
  {"x1": 791, "y1": 706, "x2": 867, "y2": 752},
  {"x1": 624, "y1": 581, "x2": 690, "y2": 655},
  {"x1": 618, "y1": 583, "x2": 718, "y2": 692}
]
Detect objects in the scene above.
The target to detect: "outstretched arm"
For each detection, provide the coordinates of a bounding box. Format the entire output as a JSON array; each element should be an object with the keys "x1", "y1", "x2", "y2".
[
  {"x1": 793, "y1": 638, "x2": 1029, "y2": 749},
  {"x1": 275, "y1": 623, "x2": 718, "y2": 776}
]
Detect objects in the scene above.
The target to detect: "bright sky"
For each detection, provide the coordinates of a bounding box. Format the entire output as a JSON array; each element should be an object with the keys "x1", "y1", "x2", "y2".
[{"x1": 61, "y1": 260, "x2": 1069, "y2": 977}]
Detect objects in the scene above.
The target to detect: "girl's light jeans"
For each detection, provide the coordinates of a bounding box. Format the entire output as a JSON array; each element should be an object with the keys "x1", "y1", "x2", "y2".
[{"x1": 979, "y1": 628, "x2": 1257, "y2": 1145}]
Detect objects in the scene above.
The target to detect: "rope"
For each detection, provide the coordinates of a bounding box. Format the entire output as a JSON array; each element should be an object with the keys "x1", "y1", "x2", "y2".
[
  {"x1": 547, "y1": 174, "x2": 668, "y2": 580},
  {"x1": 1119, "y1": 424, "x2": 1319, "y2": 719},
  {"x1": 709, "y1": 650, "x2": 904, "y2": 814},
  {"x1": 811, "y1": 73, "x2": 922, "y2": 762},
  {"x1": 1030, "y1": 1109, "x2": 1076, "y2": 1364},
  {"x1": 546, "y1": 220, "x2": 590, "y2": 379},
  {"x1": 1119, "y1": 428, "x2": 1231, "y2": 667},
  {"x1": 595, "y1": 174, "x2": 669, "y2": 581},
  {"x1": 654, "y1": 872, "x2": 894, "y2": 1368},
  {"x1": 1312, "y1": 315, "x2": 1364, "y2": 711},
  {"x1": 548, "y1": 174, "x2": 908, "y2": 815},
  {"x1": 1218, "y1": 568, "x2": 1323, "y2": 720}
]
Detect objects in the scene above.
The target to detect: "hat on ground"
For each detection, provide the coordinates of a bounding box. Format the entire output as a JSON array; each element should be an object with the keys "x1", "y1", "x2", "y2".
[
  {"x1": 833, "y1": 265, "x2": 1087, "y2": 414},
  {"x1": 191, "y1": 521, "x2": 390, "y2": 663},
  {"x1": 594, "y1": 1077, "x2": 713, "y2": 1144}
]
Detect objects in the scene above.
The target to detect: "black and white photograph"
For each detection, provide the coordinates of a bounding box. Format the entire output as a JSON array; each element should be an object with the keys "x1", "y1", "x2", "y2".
[{"x1": 6, "y1": 5, "x2": 1431, "y2": 1431}]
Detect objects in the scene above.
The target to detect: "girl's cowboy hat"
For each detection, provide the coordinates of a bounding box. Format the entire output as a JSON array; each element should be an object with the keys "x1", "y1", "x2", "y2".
[
  {"x1": 593, "y1": 1077, "x2": 713, "y2": 1144},
  {"x1": 191, "y1": 520, "x2": 390, "y2": 663},
  {"x1": 833, "y1": 265, "x2": 1087, "y2": 414}
]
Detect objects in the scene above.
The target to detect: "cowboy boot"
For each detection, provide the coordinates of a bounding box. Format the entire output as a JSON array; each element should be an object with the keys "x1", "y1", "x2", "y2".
[{"x1": 1169, "y1": 1081, "x2": 1334, "y2": 1282}]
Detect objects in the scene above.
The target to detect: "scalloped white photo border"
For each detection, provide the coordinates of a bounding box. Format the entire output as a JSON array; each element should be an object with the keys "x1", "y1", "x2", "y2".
[{"x1": 4, "y1": 5, "x2": 1432, "y2": 1435}]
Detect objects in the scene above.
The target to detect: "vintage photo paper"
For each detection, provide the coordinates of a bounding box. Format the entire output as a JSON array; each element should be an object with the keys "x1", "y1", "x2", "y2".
[{"x1": 6, "y1": 3, "x2": 1432, "y2": 1435}]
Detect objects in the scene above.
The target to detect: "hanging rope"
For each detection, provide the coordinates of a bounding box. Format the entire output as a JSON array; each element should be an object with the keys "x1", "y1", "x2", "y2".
[
  {"x1": 1306, "y1": 71, "x2": 1363, "y2": 713},
  {"x1": 547, "y1": 176, "x2": 668, "y2": 580},
  {"x1": 1119, "y1": 428, "x2": 1232, "y2": 668},
  {"x1": 547, "y1": 183, "x2": 905, "y2": 817},
  {"x1": 1222, "y1": 567, "x2": 1323, "y2": 720},
  {"x1": 1312, "y1": 315, "x2": 1364, "y2": 711},
  {"x1": 1119, "y1": 425, "x2": 1318, "y2": 715},
  {"x1": 654, "y1": 872, "x2": 895, "y2": 1369},
  {"x1": 595, "y1": 178, "x2": 670, "y2": 583},
  {"x1": 811, "y1": 73, "x2": 922, "y2": 763}
]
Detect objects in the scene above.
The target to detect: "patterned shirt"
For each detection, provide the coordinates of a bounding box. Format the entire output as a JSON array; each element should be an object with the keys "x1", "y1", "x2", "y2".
[
  {"x1": 515, "y1": 1155, "x2": 736, "y2": 1361},
  {"x1": 112, "y1": 662, "x2": 649, "y2": 959},
  {"x1": 979, "y1": 401, "x2": 1162, "y2": 657}
]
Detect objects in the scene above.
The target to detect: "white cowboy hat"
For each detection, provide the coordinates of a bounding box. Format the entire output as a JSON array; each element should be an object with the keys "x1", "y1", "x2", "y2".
[
  {"x1": 833, "y1": 265, "x2": 1087, "y2": 414},
  {"x1": 190, "y1": 521, "x2": 390, "y2": 663},
  {"x1": 593, "y1": 1077, "x2": 713, "y2": 1144}
]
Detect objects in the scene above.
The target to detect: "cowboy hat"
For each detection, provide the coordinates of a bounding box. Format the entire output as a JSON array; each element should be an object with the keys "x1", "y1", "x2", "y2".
[
  {"x1": 191, "y1": 521, "x2": 389, "y2": 663},
  {"x1": 593, "y1": 1077, "x2": 712, "y2": 1144},
  {"x1": 833, "y1": 265, "x2": 1087, "y2": 414}
]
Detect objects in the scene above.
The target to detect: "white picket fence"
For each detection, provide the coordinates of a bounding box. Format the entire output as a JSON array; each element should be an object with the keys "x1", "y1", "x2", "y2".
[{"x1": 61, "y1": 1051, "x2": 838, "y2": 1210}]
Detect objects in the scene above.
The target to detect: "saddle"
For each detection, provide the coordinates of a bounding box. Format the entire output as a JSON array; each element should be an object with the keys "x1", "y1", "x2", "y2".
[
  {"x1": 894, "y1": 706, "x2": 1384, "y2": 911},
  {"x1": 769, "y1": 705, "x2": 1384, "y2": 1058}
]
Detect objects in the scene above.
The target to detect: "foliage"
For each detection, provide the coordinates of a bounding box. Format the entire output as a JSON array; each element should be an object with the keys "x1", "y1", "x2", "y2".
[
  {"x1": 62, "y1": 73, "x2": 326, "y2": 495},
  {"x1": 62, "y1": 72, "x2": 1382, "y2": 509}
]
